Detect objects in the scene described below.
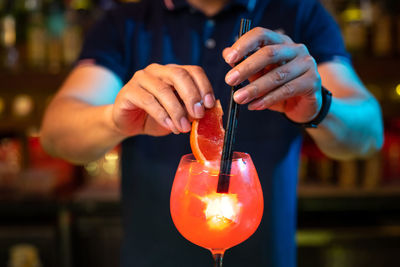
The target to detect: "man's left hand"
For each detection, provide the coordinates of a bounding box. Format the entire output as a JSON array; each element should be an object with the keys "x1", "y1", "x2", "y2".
[{"x1": 223, "y1": 27, "x2": 322, "y2": 123}]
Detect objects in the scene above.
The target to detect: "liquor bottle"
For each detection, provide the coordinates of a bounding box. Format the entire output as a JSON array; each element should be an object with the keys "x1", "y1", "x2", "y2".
[
  {"x1": 341, "y1": 0, "x2": 368, "y2": 57},
  {"x1": 63, "y1": 1, "x2": 83, "y2": 66},
  {"x1": 14, "y1": 0, "x2": 29, "y2": 66},
  {"x1": 45, "y1": 0, "x2": 65, "y2": 73},
  {"x1": 385, "y1": 0, "x2": 400, "y2": 56},
  {"x1": 371, "y1": 1, "x2": 393, "y2": 58},
  {"x1": 8, "y1": 244, "x2": 42, "y2": 267},
  {"x1": 0, "y1": 96, "x2": 5, "y2": 119},
  {"x1": 382, "y1": 119, "x2": 400, "y2": 185},
  {"x1": 26, "y1": 0, "x2": 47, "y2": 70},
  {"x1": 337, "y1": 159, "x2": 358, "y2": 189},
  {"x1": 362, "y1": 151, "x2": 382, "y2": 189},
  {"x1": 397, "y1": 11, "x2": 400, "y2": 57},
  {"x1": 0, "y1": 0, "x2": 20, "y2": 71}
]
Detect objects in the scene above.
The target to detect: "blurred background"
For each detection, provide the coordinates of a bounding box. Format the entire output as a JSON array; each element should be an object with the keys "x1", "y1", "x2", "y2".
[{"x1": 0, "y1": 0, "x2": 399, "y2": 266}]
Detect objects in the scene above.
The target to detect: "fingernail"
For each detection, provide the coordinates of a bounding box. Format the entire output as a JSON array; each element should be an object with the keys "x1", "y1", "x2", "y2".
[
  {"x1": 180, "y1": 117, "x2": 191, "y2": 132},
  {"x1": 226, "y1": 70, "x2": 240, "y2": 85},
  {"x1": 193, "y1": 102, "x2": 205, "y2": 118},
  {"x1": 204, "y1": 93, "x2": 215, "y2": 108},
  {"x1": 165, "y1": 117, "x2": 179, "y2": 134},
  {"x1": 234, "y1": 90, "x2": 249, "y2": 104},
  {"x1": 226, "y1": 50, "x2": 238, "y2": 64}
]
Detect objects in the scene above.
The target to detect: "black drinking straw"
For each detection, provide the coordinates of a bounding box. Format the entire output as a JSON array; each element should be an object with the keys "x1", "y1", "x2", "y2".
[{"x1": 217, "y1": 18, "x2": 252, "y2": 193}]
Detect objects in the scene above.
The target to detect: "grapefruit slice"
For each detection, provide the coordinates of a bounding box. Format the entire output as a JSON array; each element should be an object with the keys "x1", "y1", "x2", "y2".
[{"x1": 190, "y1": 100, "x2": 225, "y2": 163}]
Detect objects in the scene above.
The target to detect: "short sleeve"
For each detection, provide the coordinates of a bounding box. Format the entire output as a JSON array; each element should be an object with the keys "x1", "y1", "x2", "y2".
[
  {"x1": 299, "y1": 0, "x2": 351, "y2": 64},
  {"x1": 78, "y1": 11, "x2": 128, "y2": 82}
]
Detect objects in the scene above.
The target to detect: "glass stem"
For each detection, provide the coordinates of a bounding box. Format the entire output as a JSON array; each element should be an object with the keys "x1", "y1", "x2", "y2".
[{"x1": 213, "y1": 253, "x2": 223, "y2": 267}]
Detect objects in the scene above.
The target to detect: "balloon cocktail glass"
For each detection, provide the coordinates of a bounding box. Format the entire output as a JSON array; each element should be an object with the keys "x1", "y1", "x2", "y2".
[{"x1": 170, "y1": 152, "x2": 263, "y2": 266}]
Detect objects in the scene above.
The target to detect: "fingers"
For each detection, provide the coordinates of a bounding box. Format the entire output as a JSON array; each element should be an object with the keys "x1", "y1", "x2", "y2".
[
  {"x1": 223, "y1": 27, "x2": 293, "y2": 65},
  {"x1": 125, "y1": 63, "x2": 215, "y2": 134},
  {"x1": 133, "y1": 70, "x2": 185, "y2": 133},
  {"x1": 181, "y1": 65, "x2": 215, "y2": 108},
  {"x1": 220, "y1": 26, "x2": 321, "y2": 123},
  {"x1": 233, "y1": 55, "x2": 312, "y2": 105},
  {"x1": 248, "y1": 81, "x2": 300, "y2": 111},
  {"x1": 225, "y1": 43, "x2": 308, "y2": 86},
  {"x1": 247, "y1": 69, "x2": 320, "y2": 112},
  {"x1": 123, "y1": 82, "x2": 179, "y2": 133},
  {"x1": 147, "y1": 64, "x2": 204, "y2": 119}
]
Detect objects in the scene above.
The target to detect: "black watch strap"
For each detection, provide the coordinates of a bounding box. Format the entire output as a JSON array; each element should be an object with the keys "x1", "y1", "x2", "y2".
[{"x1": 300, "y1": 87, "x2": 332, "y2": 128}]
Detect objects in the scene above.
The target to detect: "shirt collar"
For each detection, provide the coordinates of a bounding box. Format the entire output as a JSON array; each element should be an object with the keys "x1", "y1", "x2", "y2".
[{"x1": 163, "y1": 0, "x2": 258, "y2": 13}]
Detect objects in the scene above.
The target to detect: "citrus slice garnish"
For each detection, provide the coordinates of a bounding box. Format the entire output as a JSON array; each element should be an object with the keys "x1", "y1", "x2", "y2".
[{"x1": 190, "y1": 100, "x2": 225, "y2": 163}]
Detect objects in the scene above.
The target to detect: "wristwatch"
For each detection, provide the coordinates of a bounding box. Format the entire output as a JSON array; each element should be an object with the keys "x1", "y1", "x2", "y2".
[{"x1": 288, "y1": 87, "x2": 332, "y2": 128}]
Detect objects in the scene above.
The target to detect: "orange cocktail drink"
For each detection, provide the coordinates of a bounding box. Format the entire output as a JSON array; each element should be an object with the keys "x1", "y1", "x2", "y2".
[{"x1": 170, "y1": 152, "x2": 263, "y2": 254}]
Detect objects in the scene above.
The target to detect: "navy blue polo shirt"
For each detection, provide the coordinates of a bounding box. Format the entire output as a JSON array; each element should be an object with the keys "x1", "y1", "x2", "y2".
[{"x1": 79, "y1": 0, "x2": 349, "y2": 266}]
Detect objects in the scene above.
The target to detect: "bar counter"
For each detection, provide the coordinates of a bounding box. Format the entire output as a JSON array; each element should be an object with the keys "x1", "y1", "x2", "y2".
[{"x1": 1, "y1": 185, "x2": 400, "y2": 267}]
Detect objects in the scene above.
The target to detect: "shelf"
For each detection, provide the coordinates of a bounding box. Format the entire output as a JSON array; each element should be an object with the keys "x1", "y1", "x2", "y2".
[
  {"x1": 0, "y1": 70, "x2": 68, "y2": 94},
  {"x1": 0, "y1": 118, "x2": 41, "y2": 133},
  {"x1": 353, "y1": 58, "x2": 400, "y2": 83},
  {"x1": 298, "y1": 184, "x2": 400, "y2": 198},
  {"x1": 0, "y1": 190, "x2": 121, "y2": 223},
  {"x1": 298, "y1": 185, "x2": 400, "y2": 213}
]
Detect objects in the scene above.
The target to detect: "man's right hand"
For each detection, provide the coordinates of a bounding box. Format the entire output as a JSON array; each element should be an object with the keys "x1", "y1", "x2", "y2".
[
  {"x1": 40, "y1": 63, "x2": 215, "y2": 163},
  {"x1": 112, "y1": 63, "x2": 216, "y2": 137}
]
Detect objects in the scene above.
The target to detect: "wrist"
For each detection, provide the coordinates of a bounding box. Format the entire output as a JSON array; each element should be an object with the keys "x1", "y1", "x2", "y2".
[{"x1": 286, "y1": 87, "x2": 332, "y2": 128}]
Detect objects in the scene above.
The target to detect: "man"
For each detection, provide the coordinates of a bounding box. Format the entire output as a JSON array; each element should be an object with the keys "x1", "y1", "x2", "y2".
[{"x1": 40, "y1": 0, "x2": 383, "y2": 266}]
